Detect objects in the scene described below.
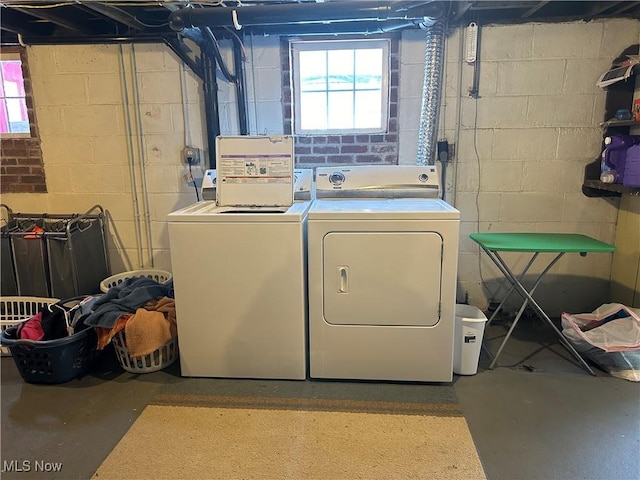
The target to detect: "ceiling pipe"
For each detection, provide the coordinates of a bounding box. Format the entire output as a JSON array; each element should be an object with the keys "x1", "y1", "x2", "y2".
[
  {"x1": 16, "y1": 34, "x2": 166, "y2": 45},
  {"x1": 169, "y1": 1, "x2": 445, "y2": 31},
  {"x1": 221, "y1": 19, "x2": 427, "y2": 37}
]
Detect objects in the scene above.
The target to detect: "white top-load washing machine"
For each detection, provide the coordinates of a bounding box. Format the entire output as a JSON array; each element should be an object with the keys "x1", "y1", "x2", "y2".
[
  {"x1": 308, "y1": 165, "x2": 460, "y2": 382},
  {"x1": 167, "y1": 136, "x2": 312, "y2": 380}
]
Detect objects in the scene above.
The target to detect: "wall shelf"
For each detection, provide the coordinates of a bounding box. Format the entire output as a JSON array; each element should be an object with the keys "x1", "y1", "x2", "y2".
[
  {"x1": 583, "y1": 179, "x2": 640, "y2": 196},
  {"x1": 600, "y1": 119, "x2": 640, "y2": 130},
  {"x1": 583, "y1": 44, "x2": 639, "y2": 198}
]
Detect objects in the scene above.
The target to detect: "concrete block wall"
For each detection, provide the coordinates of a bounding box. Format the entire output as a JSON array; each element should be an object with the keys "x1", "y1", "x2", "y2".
[
  {"x1": 1, "y1": 43, "x2": 206, "y2": 275},
  {"x1": 2, "y1": 19, "x2": 637, "y2": 315},
  {"x1": 448, "y1": 19, "x2": 640, "y2": 315}
]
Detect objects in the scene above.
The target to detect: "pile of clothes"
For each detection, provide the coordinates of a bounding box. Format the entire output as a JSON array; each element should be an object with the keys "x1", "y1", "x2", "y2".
[
  {"x1": 84, "y1": 277, "x2": 176, "y2": 358},
  {"x1": 17, "y1": 296, "x2": 97, "y2": 341}
]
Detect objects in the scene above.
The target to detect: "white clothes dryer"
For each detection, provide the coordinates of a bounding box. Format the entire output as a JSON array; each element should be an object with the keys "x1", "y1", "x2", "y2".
[{"x1": 308, "y1": 165, "x2": 460, "y2": 382}]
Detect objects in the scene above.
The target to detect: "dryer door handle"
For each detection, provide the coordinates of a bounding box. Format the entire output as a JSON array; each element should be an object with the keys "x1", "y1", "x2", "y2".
[{"x1": 338, "y1": 266, "x2": 349, "y2": 293}]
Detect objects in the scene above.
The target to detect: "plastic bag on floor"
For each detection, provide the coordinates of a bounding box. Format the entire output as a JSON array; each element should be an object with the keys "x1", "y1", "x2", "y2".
[{"x1": 561, "y1": 303, "x2": 640, "y2": 382}]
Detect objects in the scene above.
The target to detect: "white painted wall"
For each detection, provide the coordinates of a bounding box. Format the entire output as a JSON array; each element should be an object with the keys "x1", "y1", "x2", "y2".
[
  {"x1": 2, "y1": 44, "x2": 206, "y2": 273},
  {"x1": 2, "y1": 18, "x2": 638, "y2": 315}
]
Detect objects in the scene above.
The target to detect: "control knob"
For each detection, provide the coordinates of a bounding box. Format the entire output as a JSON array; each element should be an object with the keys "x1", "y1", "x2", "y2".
[{"x1": 329, "y1": 172, "x2": 345, "y2": 185}]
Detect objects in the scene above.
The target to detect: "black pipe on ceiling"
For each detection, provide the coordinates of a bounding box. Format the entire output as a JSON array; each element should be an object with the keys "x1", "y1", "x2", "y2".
[
  {"x1": 169, "y1": 1, "x2": 445, "y2": 31},
  {"x1": 227, "y1": 19, "x2": 426, "y2": 37},
  {"x1": 16, "y1": 34, "x2": 167, "y2": 45}
]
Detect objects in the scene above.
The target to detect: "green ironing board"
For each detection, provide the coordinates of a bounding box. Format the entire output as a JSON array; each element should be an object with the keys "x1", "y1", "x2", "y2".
[
  {"x1": 469, "y1": 233, "x2": 616, "y2": 254},
  {"x1": 469, "y1": 232, "x2": 616, "y2": 375}
]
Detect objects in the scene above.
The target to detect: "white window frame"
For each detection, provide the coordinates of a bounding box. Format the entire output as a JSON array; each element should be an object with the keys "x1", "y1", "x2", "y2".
[
  {"x1": 290, "y1": 39, "x2": 390, "y2": 135},
  {"x1": 0, "y1": 52, "x2": 31, "y2": 139}
]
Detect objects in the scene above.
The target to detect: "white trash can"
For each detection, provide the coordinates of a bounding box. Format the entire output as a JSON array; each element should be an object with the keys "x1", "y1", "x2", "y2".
[{"x1": 454, "y1": 304, "x2": 488, "y2": 375}]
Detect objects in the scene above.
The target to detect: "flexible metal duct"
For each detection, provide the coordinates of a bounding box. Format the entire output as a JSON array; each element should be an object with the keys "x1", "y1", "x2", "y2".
[{"x1": 416, "y1": 20, "x2": 445, "y2": 166}]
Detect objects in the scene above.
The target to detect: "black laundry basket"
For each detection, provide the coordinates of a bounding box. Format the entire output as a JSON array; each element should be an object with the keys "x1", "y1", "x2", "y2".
[{"x1": 0, "y1": 297, "x2": 97, "y2": 384}]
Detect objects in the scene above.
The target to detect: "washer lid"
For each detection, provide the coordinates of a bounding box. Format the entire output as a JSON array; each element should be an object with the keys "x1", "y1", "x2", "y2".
[
  {"x1": 168, "y1": 200, "x2": 311, "y2": 222},
  {"x1": 216, "y1": 135, "x2": 294, "y2": 207},
  {"x1": 308, "y1": 199, "x2": 460, "y2": 220}
]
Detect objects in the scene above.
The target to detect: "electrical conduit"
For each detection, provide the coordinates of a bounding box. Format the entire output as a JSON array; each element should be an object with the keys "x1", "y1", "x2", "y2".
[
  {"x1": 130, "y1": 44, "x2": 154, "y2": 268},
  {"x1": 118, "y1": 44, "x2": 144, "y2": 269}
]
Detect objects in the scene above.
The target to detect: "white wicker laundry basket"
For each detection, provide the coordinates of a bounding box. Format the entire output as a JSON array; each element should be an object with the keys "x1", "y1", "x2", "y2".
[
  {"x1": 0, "y1": 296, "x2": 59, "y2": 355},
  {"x1": 111, "y1": 331, "x2": 178, "y2": 374},
  {"x1": 99, "y1": 269, "x2": 172, "y2": 293}
]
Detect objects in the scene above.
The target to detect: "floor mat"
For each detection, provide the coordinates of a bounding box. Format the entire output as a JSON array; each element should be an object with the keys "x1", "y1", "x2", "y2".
[{"x1": 93, "y1": 379, "x2": 486, "y2": 480}]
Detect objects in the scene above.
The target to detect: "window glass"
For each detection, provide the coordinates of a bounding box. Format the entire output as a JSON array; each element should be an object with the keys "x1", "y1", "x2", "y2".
[
  {"x1": 300, "y1": 51, "x2": 326, "y2": 92},
  {"x1": 300, "y1": 91, "x2": 327, "y2": 130},
  {"x1": 328, "y1": 91, "x2": 353, "y2": 129},
  {"x1": 0, "y1": 56, "x2": 30, "y2": 136},
  {"x1": 291, "y1": 39, "x2": 389, "y2": 134},
  {"x1": 355, "y1": 90, "x2": 382, "y2": 129},
  {"x1": 355, "y1": 49, "x2": 382, "y2": 89},
  {"x1": 327, "y1": 49, "x2": 354, "y2": 91}
]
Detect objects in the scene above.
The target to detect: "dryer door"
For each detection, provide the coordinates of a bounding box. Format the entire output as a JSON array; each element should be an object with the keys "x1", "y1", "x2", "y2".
[{"x1": 322, "y1": 231, "x2": 442, "y2": 327}]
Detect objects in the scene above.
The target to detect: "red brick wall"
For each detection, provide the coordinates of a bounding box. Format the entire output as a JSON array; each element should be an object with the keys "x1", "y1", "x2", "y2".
[
  {"x1": 282, "y1": 36, "x2": 400, "y2": 168},
  {"x1": 0, "y1": 46, "x2": 46, "y2": 194}
]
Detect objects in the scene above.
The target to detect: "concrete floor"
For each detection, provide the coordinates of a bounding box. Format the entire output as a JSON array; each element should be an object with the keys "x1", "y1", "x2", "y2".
[{"x1": 1, "y1": 320, "x2": 639, "y2": 480}]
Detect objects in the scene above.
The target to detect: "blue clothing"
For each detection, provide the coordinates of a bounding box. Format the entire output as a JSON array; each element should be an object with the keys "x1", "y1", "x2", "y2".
[{"x1": 84, "y1": 277, "x2": 173, "y2": 328}]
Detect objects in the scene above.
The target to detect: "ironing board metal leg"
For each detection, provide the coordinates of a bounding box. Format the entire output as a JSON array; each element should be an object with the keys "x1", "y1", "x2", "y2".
[
  {"x1": 486, "y1": 250, "x2": 551, "y2": 369},
  {"x1": 488, "y1": 251, "x2": 595, "y2": 375},
  {"x1": 486, "y1": 252, "x2": 539, "y2": 326}
]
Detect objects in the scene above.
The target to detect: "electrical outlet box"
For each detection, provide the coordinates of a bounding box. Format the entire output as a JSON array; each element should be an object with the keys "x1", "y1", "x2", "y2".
[{"x1": 183, "y1": 147, "x2": 201, "y2": 165}]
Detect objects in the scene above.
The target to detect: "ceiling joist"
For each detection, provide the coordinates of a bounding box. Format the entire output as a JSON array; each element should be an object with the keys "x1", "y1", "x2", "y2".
[{"x1": 1, "y1": 1, "x2": 639, "y2": 46}]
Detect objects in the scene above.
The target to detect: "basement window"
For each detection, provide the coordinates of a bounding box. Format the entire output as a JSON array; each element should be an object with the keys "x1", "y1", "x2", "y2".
[
  {"x1": 0, "y1": 53, "x2": 30, "y2": 137},
  {"x1": 290, "y1": 39, "x2": 390, "y2": 134}
]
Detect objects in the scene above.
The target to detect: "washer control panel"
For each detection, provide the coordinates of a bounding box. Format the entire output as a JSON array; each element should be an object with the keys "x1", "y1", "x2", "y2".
[
  {"x1": 202, "y1": 168, "x2": 314, "y2": 202},
  {"x1": 316, "y1": 165, "x2": 439, "y2": 198}
]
